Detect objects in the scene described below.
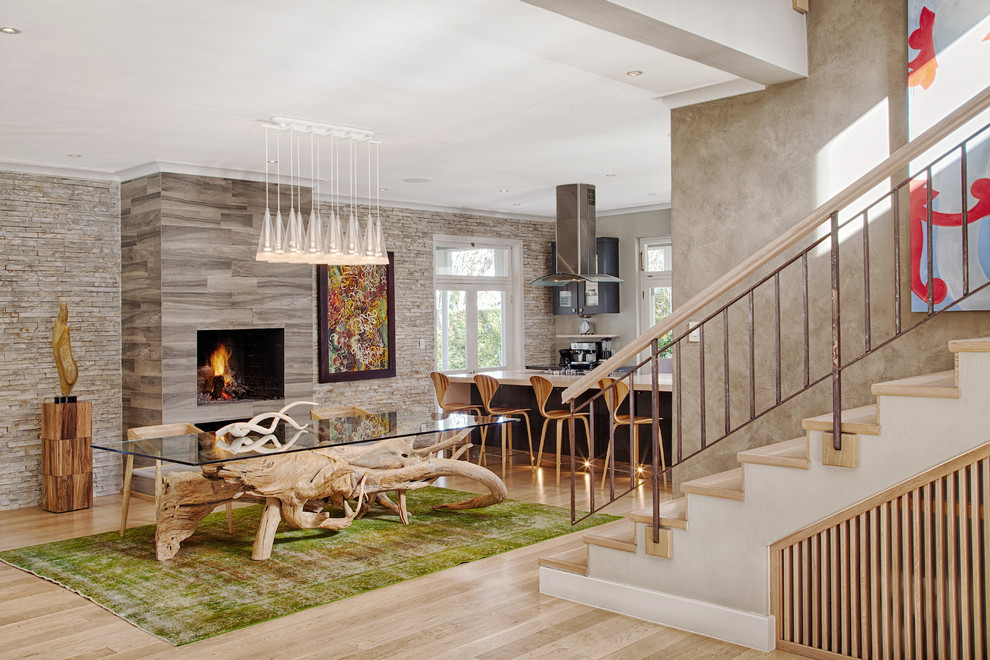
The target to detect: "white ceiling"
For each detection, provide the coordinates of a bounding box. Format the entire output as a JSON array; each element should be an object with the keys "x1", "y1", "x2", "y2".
[{"x1": 0, "y1": 0, "x2": 805, "y2": 218}]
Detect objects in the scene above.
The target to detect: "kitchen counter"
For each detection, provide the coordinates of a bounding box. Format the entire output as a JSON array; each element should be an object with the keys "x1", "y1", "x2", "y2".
[{"x1": 443, "y1": 369, "x2": 672, "y2": 393}]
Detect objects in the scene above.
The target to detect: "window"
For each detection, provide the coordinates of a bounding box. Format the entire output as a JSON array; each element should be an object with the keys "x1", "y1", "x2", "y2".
[
  {"x1": 434, "y1": 236, "x2": 523, "y2": 373},
  {"x1": 638, "y1": 236, "x2": 673, "y2": 355}
]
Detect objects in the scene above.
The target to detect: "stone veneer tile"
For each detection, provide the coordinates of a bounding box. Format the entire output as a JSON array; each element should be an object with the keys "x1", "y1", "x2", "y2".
[{"x1": 0, "y1": 171, "x2": 122, "y2": 509}]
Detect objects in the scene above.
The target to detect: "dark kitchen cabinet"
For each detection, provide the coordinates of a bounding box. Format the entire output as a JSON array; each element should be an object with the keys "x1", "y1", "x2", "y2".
[{"x1": 550, "y1": 237, "x2": 619, "y2": 315}]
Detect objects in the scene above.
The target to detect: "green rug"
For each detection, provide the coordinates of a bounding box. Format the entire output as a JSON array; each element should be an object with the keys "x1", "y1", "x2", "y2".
[{"x1": 0, "y1": 487, "x2": 617, "y2": 645}]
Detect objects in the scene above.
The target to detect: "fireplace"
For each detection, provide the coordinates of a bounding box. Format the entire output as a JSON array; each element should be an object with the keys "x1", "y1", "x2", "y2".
[{"x1": 196, "y1": 329, "x2": 284, "y2": 405}]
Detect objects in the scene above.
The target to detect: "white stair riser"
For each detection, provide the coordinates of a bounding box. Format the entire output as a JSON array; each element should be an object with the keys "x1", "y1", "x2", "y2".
[{"x1": 555, "y1": 348, "x2": 990, "y2": 619}]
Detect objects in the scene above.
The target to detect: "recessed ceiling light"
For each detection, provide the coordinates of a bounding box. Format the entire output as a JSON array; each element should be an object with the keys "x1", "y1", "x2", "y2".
[
  {"x1": 626, "y1": 70, "x2": 643, "y2": 77},
  {"x1": 648, "y1": 193, "x2": 657, "y2": 197},
  {"x1": 605, "y1": 174, "x2": 616, "y2": 177},
  {"x1": 499, "y1": 188, "x2": 509, "y2": 192},
  {"x1": 67, "y1": 154, "x2": 82, "y2": 158},
  {"x1": 403, "y1": 177, "x2": 431, "y2": 184},
  {"x1": 378, "y1": 187, "x2": 388, "y2": 192},
  {"x1": 1, "y1": 26, "x2": 21, "y2": 34},
  {"x1": 512, "y1": 203, "x2": 521, "y2": 206},
  {"x1": 267, "y1": 159, "x2": 277, "y2": 164}
]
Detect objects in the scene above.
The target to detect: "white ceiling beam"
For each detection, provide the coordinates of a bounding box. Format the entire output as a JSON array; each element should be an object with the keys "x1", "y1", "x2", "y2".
[{"x1": 521, "y1": 0, "x2": 807, "y2": 86}]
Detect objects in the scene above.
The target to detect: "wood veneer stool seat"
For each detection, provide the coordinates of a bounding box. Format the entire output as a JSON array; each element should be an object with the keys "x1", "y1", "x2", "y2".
[
  {"x1": 120, "y1": 423, "x2": 233, "y2": 537},
  {"x1": 430, "y1": 372, "x2": 483, "y2": 416},
  {"x1": 473, "y1": 373, "x2": 534, "y2": 476},
  {"x1": 530, "y1": 376, "x2": 592, "y2": 486},
  {"x1": 598, "y1": 377, "x2": 667, "y2": 490}
]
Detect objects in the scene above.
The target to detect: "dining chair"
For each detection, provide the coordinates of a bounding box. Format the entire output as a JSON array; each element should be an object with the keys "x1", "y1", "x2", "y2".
[
  {"x1": 598, "y1": 377, "x2": 667, "y2": 490},
  {"x1": 530, "y1": 376, "x2": 592, "y2": 486},
  {"x1": 473, "y1": 373, "x2": 534, "y2": 476},
  {"x1": 120, "y1": 422, "x2": 233, "y2": 537}
]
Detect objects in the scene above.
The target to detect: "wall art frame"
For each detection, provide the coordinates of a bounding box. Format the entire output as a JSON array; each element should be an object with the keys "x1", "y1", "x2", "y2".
[{"x1": 317, "y1": 252, "x2": 396, "y2": 383}]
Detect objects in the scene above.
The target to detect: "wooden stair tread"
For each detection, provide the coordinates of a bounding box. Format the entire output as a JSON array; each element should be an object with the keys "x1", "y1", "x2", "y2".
[
  {"x1": 871, "y1": 370, "x2": 958, "y2": 398},
  {"x1": 737, "y1": 437, "x2": 809, "y2": 469},
  {"x1": 629, "y1": 497, "x2": 688, "y2": 529},
  {"x1": 948, "y1": 336, "x2": 990, "y2": 353},
  {"x1": 538, "y1": 545, "x2": 588, "y2": 575},
  {"x1": 583, "y1": 520, "x2": 636, "y2": 553},
  {"x1": 681, "y1": 467, "x2": 744, "y2": 501},
  {"x1": 801, "y1": 404, "x2": 879, "y2": 435}
]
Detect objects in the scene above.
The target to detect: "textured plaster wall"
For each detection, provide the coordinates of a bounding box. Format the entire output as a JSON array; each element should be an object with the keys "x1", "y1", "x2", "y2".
[
  {"x1": 669, "y1": 0, "x2": 990, "y2": 485},
  {"x1": 0, "y1": 172, "x2": 122, "y2": 509}
]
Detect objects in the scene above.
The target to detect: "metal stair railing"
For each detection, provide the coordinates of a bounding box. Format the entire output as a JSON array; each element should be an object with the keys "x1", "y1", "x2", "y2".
[{"x1": 560, "y1": 85, "x2": 990, "y2": 540}]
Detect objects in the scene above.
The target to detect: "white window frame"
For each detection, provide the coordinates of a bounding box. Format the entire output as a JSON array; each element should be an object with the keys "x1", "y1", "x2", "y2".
[
  {"x1": 637, "y1": 236, "x2": 673, "y2": 359},
  {"x1": 433, "y1": 235, "x2": 524, "y2": 374}
]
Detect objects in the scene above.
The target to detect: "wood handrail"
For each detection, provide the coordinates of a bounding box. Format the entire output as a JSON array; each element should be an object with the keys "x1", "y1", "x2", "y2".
[{"x1": 560, "y1": 84, "x2": 990, "y2": 403}]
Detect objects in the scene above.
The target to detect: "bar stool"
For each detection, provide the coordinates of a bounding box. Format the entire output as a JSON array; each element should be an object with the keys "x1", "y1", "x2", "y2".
[
  {"x1": 473, "y1": 373, "x2": 534, "y2": 476},
  {"x1": 530, "y1": 376, "x2": 592, "y2": 485},
  {"x1": 598, "y1": 377, "x2": 667, "y2": 489},
  {"x1": 429, "y1": 372, "x2": 483, "y2": 416},
  {"x1": 120, "y1": 423, "x2": 233, "y2": 537}
]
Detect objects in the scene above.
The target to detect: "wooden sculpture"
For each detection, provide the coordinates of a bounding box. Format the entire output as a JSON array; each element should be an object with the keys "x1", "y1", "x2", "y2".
[
  {"x1": 155, "y1": 426, "x2": 507, "y2": 561},
  {"x1": 52, "y1": 302, "x2": 78, "y2": 397}
]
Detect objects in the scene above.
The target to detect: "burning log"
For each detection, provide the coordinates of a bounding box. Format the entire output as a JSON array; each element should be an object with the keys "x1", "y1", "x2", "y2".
[{"x1": 210, "y1": 375, "x2": 225, "y2": 400}]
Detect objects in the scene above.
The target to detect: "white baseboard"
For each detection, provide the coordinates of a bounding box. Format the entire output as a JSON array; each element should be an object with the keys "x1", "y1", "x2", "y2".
[{"x1": 539, "y1": 567, "x2": 775, "y2": 651}]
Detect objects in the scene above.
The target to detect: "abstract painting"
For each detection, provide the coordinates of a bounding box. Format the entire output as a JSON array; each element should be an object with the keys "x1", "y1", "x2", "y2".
[
  {"x1": 908, "y1": 0, "x2": 990, "y2": 311},
  {"x1": 317, "y1": 253, "x2": 396, "y2": 382}
]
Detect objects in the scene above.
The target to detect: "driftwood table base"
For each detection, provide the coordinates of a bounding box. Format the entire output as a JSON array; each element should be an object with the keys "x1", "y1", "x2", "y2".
[{"x1": 154, "y1": 428, "x2": 507, "y2": 561}]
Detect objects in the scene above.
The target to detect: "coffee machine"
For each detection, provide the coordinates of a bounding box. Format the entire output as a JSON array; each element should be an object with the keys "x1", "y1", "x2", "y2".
[{"x1": 560, "y1": 341, "x2": 600, "y2": 372}]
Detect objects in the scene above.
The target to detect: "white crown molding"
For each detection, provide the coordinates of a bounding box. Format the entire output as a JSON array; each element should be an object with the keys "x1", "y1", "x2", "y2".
[
  {"x1": 598, "y1": 202, "x2": 672, "y2": 216},
  {"x1": 0, "y1": 160, "x2": 119, "y2": 182},
  {"x1": 0, "y1": 159, "x2": 660, "y2": 221}
]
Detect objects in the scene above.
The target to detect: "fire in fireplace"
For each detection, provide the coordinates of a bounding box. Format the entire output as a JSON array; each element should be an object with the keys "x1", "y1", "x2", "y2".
[{"x1": 196, "y1": 329, "x2": 284, "y2": 405}]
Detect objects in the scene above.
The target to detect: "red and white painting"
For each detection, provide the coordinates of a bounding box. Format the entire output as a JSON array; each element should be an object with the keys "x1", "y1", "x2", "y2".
[{"x1": 908, "y1": 0, "x2": 990, "y2": 311}]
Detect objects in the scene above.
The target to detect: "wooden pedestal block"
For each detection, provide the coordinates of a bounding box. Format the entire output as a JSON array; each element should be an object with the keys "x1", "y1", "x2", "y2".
[{"x1": 41, "y1": 401, "x2": 93, "y2": 512}]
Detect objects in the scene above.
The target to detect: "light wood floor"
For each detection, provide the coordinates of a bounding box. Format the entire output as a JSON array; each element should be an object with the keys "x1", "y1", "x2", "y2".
[{"x1": 0, "y1": 450, "x2": 801, "y2": 659}]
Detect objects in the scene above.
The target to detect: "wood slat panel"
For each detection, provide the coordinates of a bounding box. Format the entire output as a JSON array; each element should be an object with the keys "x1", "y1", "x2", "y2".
[
  {"x1": 947, "y1": 471, "x2": 959, "y2": 659},
  {"x1": 773, "y1": 448, "x2": 989, "y2": 659}
]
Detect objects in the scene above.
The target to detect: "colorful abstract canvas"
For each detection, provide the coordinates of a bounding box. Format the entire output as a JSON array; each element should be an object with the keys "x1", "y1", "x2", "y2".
[
  {"x1": 317, "y1": 253, "x2": 396, "y2": 382},
  {"x1": 908, "y1": 0, "x2": 990, "y2": 311}
]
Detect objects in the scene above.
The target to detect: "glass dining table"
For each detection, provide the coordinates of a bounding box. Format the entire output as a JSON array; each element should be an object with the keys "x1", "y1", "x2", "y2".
[{"x1": 92, "y1": 410, "x2": 513, "y2": 561}]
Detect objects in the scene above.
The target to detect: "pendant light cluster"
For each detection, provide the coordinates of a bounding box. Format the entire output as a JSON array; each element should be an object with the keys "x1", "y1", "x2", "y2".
[{"x1": 256, "y1": 117, "x2": 387, "y2": 265}]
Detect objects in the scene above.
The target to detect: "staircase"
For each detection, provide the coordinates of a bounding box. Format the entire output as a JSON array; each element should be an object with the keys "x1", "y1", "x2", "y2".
[{"x1": 539, "y1": 338, "x2": 990, "y2": 652}]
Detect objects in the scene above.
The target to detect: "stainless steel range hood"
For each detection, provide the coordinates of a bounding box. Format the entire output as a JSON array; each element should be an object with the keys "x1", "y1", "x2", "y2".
[{"x1": 530, "y1": 183, "x2": 623, "y2": 287}]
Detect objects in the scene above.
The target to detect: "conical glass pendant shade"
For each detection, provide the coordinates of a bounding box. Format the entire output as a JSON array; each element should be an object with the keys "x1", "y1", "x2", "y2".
[
  {"x1": 344, "y1": 211, "x2": 361, "y2": 256},
  {"x1": 305, "y1": 209, "x2": 323, "y2": 255},
  {"x1": 323, "y1": 210, "x2": 342, "y2": 255},
  {"x1": 274, "y1": 210, "x2": 285, "y2": 254},
  {"x1": 375, "y1": 217, "x2": 387, "y2": 258},
  {"x1": 256, "y1": 208, "x2": 276, "y2": 261},
  {"x1": 286, "y1": 208, "x2": 299, "y2": 254},
  {"x1": 362, "y1": 213, "x2": 376, "y2": 257}
]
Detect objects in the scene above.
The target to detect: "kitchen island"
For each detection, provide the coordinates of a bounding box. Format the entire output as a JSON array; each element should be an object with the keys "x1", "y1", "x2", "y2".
[{"x1": 443, "y1": 369, "x2": 672, "y2": 471}]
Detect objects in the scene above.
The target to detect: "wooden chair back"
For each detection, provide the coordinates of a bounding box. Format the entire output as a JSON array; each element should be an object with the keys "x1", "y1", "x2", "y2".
[
  {"x1": 530, "y1": 375, "x2": 554, "y2": 417},
  {"x1": 473, "y1": 373, "x2": 500, "y2": 414},
  {"x1": 598, "y1": 377, "x2": 630, "y2": 423},
  {"x1": 310, "y1": 406, "x2": 370, "y2": 420},
  {"x1": 127, "y1": 423, "x2": 202, "y2": 441},
  {"x1": 429, "y1": 371, "x2": 451, "y2": 408}
]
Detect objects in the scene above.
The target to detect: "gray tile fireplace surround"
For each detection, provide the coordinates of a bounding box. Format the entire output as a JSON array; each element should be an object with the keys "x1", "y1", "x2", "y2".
[{"x1": 121, "y1": 172, "x2": 313, "y2": 431}]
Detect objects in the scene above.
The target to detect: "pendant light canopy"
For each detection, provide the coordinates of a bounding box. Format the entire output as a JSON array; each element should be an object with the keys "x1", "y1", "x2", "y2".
[{"x1": 256, "y1": 117, "x2": 387, "y2": 266}]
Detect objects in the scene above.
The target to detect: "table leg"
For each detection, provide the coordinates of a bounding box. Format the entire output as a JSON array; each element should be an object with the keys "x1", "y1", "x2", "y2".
[{"x1": 252, "y1": 497, "x2": 282, "y2": 561}]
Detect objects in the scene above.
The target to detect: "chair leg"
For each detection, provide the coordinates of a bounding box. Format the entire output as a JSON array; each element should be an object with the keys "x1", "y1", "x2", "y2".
[
  {"x1": 478, "y1": 426, "x2": 488, "y2": 466},
  {"x1": 226, "y1": 502, "x2": 234, "y2": 533},
  {"x1": 554, "y1": 419, "x2": 564, "y2": 486},
  {"x1": 535, "y1": 418, "x2": 550, "y2": 470},
  {"x1": 520, "y1": 412, "x2": 534, "y2": 466},
  {"x1": 501, "y1": 423, "x2": 510, "y2": 477},
  {"x1": 601, "y1": 422, "x2": 615, "y2": 490},
  {"x1": 119, "y1": 454, "x2": 134, "y2": 537}
]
